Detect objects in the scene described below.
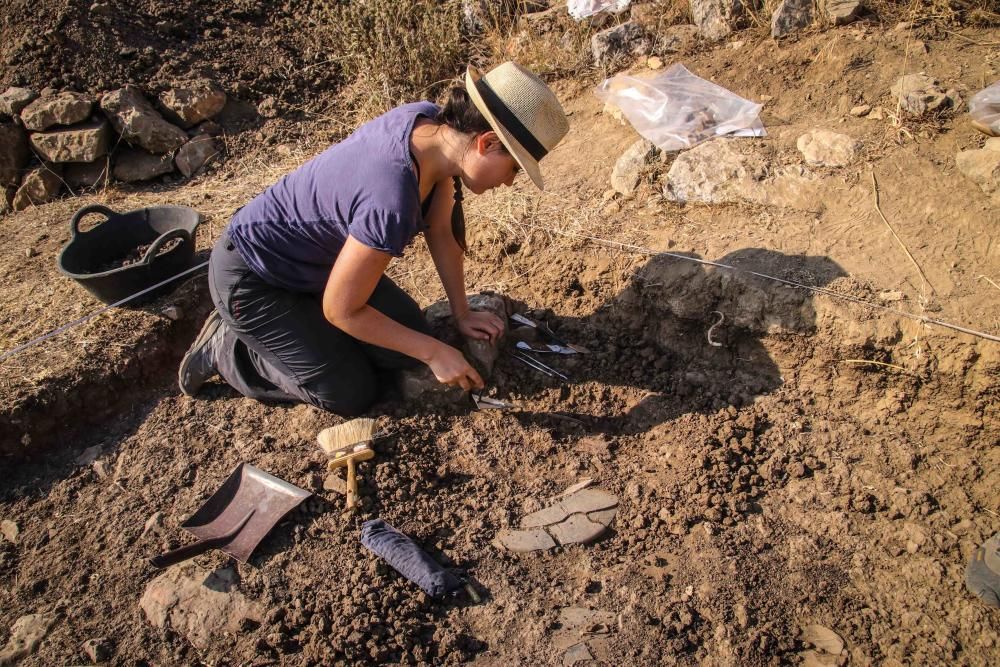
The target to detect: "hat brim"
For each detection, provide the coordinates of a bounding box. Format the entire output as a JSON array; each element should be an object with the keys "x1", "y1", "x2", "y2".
[{"x1": 465, "y1": 65, "x2": 545, "y2": 191}]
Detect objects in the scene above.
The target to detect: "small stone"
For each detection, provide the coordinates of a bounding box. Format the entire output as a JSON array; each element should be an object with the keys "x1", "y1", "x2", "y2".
[
  {"x1": 82, "y1": 637, "x2": 112, "y2": 663},
  {"x1": 93, "y1": 460, "x2": 110, "y2": 478},
  {"x1": 142, "y1": 512, "x2": 164, "y2": 537},
  {"x1": 495, "y1": 527, "x2": 556, "y2": 552},
  {"x1": 956, "y1": 138, "x2": 1000, "y2": 204},
  {"x1": 323, "y1": 472, "x2": 348, "y2": 495},
  {"x1": 159, "y1": 79, "x2": 227, "y2": 128},
  {"x1": 891, "y1": 73, "x2": 950, "y2": 116},
  {"x1": 868, "y1": 106, "x2": 885, "y2": 120},
  {"x1": 24, "y1": 247, "x2": 35, "y2": 258},
  {"x1": 0, "y1": 613, "x2": 58, "y2": 663},
  {"x1": 12, "y1": 164, "x2": 63, "y2": 210},
  {"x1": 1, "y1": 519, "x2": 19, "y2": 543},
  {"x1": 771, "y1": 0, "x2": 815, "y2": 39},
  {"x1": 591, "y1": 21, "x2": 649, "y2": 68},
  {"x1": 161, "y1": 305, "x2": 183, "y2": 321},
  {"x1": 691, "y1": 0, "x2": 743, "y2": 41},
  {"x1": 611, "y1": 138, "x2": 660, "y2": 195},
  {"x1": 0, "y1": 87, "x2": 38, "y2": 118},
  {"x1": 113, "y1": 147, "x2": 174, "y2": 182},
  {"x1": 825, "y1": 0, "x2": 861, "y2": 26},
  {"x1": 175, "y1": 135, "x2": 220, "y2": 177},
  {"x1": 878, "y1": 290, "x2": 905, "y2": 302},
  {"x1": 646, "y1": 56, "x2": 663, "y2": 70},
  {"x1": 75, "y1": 445, "x2": 102, "y2": 465},
  {"x1": 800, "y1": 624, "x2": 845, "y2": 655},
  {"x1": 850, "y1": 104, "x2": 871, "y2": 117},
  {"x1": 796, "y1": 129, "x2": 858, "y2": 167},
  {"x1": 20, "y1": 92, "x2": 94, "y2": 131}
]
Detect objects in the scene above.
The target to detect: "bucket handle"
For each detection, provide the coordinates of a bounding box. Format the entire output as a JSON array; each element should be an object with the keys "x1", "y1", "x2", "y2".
[
  {"x1": 139, "y1": 228, "x2": 191, "y2": 266},
  {"x1": 69, "y1": 204, "x2": 117, "y2": 239}
]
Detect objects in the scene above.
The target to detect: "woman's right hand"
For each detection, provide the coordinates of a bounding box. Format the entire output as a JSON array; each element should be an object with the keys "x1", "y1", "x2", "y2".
[{"x1": 427, "y1": 343, "x2": 484, "y2": 391}]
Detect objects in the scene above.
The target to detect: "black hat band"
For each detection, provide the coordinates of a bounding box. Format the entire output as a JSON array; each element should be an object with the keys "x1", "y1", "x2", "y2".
[{"x1": 474, "y1": 78, "x2": 548, "y2": 162}]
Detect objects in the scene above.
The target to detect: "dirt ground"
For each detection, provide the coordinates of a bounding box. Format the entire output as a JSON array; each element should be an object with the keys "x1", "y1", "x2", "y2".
[{"x1": 1, "y1": 3, "x2": 999, "y2": 666}]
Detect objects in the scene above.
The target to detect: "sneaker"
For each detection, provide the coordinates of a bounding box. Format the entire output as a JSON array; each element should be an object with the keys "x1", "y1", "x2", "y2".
[
  {"x1": 178, "y1": 310, "x2": 223, "y2": 397},
  {"x1": 966, "y1": 531, "x2": 1000, "y2": 608}
]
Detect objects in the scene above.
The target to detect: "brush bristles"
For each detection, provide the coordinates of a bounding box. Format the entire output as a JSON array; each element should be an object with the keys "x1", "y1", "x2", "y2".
[{"x1": 317, "y1": 417, "x2": 377, "y2": 455}]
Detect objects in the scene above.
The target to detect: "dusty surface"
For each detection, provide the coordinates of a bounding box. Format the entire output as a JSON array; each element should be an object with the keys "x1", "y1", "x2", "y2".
[{"x1": 1, "y1": 6, "x2": 999, "y2": 667}]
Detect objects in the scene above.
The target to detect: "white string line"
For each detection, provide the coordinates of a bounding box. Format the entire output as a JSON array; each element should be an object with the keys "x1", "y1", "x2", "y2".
[
  {"x1": 0, "y1": 261, "x2": 210, "y2": 363},
  {"x1": 510, "y1": 220, "x2": 1000, "y2": 344}
]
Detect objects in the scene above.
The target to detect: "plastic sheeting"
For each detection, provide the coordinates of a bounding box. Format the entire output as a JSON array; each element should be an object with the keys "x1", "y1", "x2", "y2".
[
  {"x1": 970, "y1": 80, "x2": 1000, "y2": 137},
  {"x1": 595, "y1": 64, "x2": 767, "y2": 151},
  {"x1": 568, "y1": 0, "x2": 631, "y2": 20}
]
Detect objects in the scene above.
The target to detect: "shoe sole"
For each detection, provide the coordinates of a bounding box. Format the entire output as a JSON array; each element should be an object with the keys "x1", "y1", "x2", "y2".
[{"x1": 178, "y1": 310, "x2": 223, "y2": 396}]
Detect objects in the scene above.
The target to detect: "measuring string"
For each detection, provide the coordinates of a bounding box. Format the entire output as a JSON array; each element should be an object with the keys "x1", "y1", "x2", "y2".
[
  {"x1": 0, "y1": 261, "x2": 210, "y2": 363},
  {"x1": 509, "y1": 220, "x2": 1000, "y2": 344}
]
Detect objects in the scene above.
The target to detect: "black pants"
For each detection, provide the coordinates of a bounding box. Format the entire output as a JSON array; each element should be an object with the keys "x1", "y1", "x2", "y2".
[{"x1": 208, "y1": 232, "x2": 429, "y2": 415}]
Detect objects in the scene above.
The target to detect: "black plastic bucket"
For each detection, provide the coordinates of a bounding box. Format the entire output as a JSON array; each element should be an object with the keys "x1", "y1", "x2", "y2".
[{"x1": 57, "y1": 203, "x2": 202, "y2": 305}]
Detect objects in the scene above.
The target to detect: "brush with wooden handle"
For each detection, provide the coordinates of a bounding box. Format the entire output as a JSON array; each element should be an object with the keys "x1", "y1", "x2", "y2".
[{"x1": 317, "y1": 418, "x2": 377, "y2": 512}]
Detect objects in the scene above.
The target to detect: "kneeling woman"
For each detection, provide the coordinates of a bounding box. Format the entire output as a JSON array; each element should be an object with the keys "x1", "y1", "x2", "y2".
[{"x1": 178, "y1": 62, "x2": 569, "y2": 415}]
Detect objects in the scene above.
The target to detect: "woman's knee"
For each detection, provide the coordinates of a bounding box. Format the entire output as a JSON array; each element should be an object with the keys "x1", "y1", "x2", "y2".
[{"x1": 303, "y1": 372, "x2": 377, "y2": 416}]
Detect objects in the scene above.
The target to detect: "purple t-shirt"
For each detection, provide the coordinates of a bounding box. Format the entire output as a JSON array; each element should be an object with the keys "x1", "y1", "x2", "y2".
[{"x1": 226, "y1": 101, "x2": 440, "y2": 293}]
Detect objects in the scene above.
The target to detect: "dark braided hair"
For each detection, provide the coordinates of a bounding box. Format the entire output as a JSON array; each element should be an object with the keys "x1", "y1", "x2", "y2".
[{"x1": 435, "y1": 87, "x2": 495, "y2": 252}]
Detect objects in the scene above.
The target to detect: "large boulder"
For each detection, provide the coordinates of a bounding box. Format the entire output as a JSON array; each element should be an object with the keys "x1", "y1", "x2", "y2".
[
  {"x1": 12, "y1": 164, "x2": 63, "y2": 210},
  {"x1": 771, "y1": 0, "x2": 815, "y2": 39},
  {"x1": 29, "y1": 119, "x2": 111, "y2": 163},
  {"x1": 20, "y1": 92, "x2": 95, "y2": 131},
  {"x1": 591, "y1": 21, "x2": 650, "y2": 69},
  {"x1": 140, "y1": 566, "x2": 262, "y2": 651},
  {"x1": 796, "y1": 129, "x2": 857, "y2": 167},
  {"x1": 101, "y1": 86, "x2": 189, "y2": 154},
  {"x1": 690, "y1": 0, "x2": 744, "y2": 41},
  {"x1": 113, "y1": 147, "x2": 175, "y2": 182},
  {"x1": 175, "y1": 135, "x2": 221, "y2": 177},
  {"x1": 0, "y1": 87, "x2": 38, "y2": 118},
  {"x1": 611, "y1": 138, "x2": 661, "y2": 194},
  {"x1": 956, "y1": 137, "x2": 1000, "y2": 204},
  {"x1": 0, "y1": 122, "x2": 30, "y2": 186},
  {"x1": 159, "y1": 79, "x2": 227, "y2": 128}
]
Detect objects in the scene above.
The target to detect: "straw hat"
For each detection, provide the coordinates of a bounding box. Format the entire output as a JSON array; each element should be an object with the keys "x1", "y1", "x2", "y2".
[{"x1": 465, "y1": 62, "x2": 569, "y2": 190}]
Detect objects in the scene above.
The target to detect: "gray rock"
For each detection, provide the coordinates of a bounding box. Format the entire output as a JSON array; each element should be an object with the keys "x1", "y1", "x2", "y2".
[
  {"x1": 464, "y1": 293, "x2": 509, "y2": 373},
  {"x1": 101, "y1": 86, "x2": 188, "y2": 154},
  {"x1": 29, "y1": 119, "x2": 111, "y2": 163},
  {"x1": 658, "y1": 24, "x2": 700, "y2": 53},
  {"x1": 663, "y1": 139, "x2": 769, "y2": 204},
  {"x1": 0, "y1": 122, "x2": 30, "y2": 187},
  {"x1": 13, "y1": 164, "x2": 63, "y2": 210},
  {"x1": 65, "y1": 160, "x2": 110, "y2": 190},
  {"x1": 159, "y1": 79, "x2": 227, "y2": 128},
  {"x1": 175, "y1": 135, "x2": 221, "y2": 177},
  {"x1": 796, "y1": 129, "x2": 857, "y2": 167},
  {"x1": 771, "y1": 0, "x2": 815, "y2": 39},
  {"x1": 113, "y1": 147, "x2": 174, "y2": 182},
  {"x1": 81, "y1": 637, "x2": 112, "y2": 663},
  {"x1": 890, "y1": 73, "x2": 950, "y2": 116},
  {"x1": 824, "y1": 0, "x2": 861, "y2": 25},
  {"x1": 591, "y1": 21, "x2": 650, "y2": 69},
  {"x1": 956, "y1": 137, "x2": 1000, "y2": 204},
  {"x1": 611, "y1": 138, "x2": 660, "y2": 194},
  {"x1": 690, "y1": 0, "x2": 744, "y2": 41},
  {"x1": 849, "y1": 103, "x2": 871, "y2": 116},
  {"x1": 461, "y1": 0, "x2": 537, "y2": 34},
  {"x1": 20, "y1": 92, "x2": 95, "y2": 131},
  {"x1": 399, "y1": 364, "x2": 467, "y2": 404},
  {"x1": 0, "y1": 613, "x2": 58, "y2": 664},
  {"x1": 0, "y1": 87, "x2": 38, "y2": 118},
  {"x1": 139, "y1": 566, "x2": 263, "y2": 650}
]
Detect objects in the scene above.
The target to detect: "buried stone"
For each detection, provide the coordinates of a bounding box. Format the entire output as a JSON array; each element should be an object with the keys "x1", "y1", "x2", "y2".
[{"x1": 496, "y1": 487, "x2": 619, "y2": 553}]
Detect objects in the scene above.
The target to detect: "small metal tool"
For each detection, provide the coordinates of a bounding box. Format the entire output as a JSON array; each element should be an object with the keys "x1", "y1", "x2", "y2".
[
  {"x1": 516, "y1": 341, "x2": 579, "y2": 355},
  {"x1": 511, "y1": 350, "x2": 570, "y2": 380},
  {"x1": 510, "y1": 314, "x2": 589, "y2": 353},
  {"x1": 471, "y1": 393, "x2": 514, "y2": 410}
]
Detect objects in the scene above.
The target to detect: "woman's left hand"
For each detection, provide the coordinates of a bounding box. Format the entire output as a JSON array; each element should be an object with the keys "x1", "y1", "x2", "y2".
[{"x1": 456, "y1": 310, "x2": 504, "y2": 342}]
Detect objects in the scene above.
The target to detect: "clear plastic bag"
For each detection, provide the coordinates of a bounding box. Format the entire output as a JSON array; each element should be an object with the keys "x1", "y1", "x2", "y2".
[
  {"x1": 568, "y1": 0, "x2": 631, "y2": 20},
  {"x1": 969, "y1": 80, "x2": 1000, "y2": 137},
  {"x1": 594, "y1": 64, "x2": 766, "y2": 151}
]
